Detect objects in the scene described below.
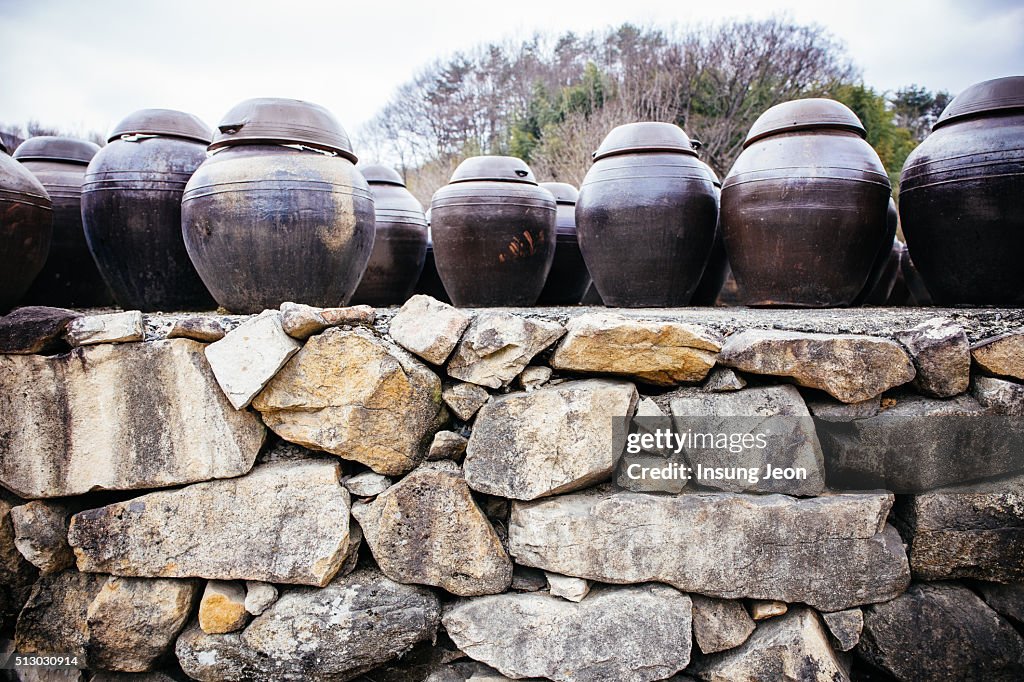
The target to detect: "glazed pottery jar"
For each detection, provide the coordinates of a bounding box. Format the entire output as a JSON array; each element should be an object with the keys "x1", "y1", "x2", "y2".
[
  {"x1": 721, "y1": 98, "x2": 891, "y2": 307},
  {"x1": 351, "y1": 164, "x2": 427, "y2": 305},
  {"x1": 689, "y1": 161, "x2": 727, "y2": 306},
  {"x1": 576, "y1": 122, "x2": 718, "y2": 307},
  {"x1": 14, "y1": 136, "x2": 112, "y2": 306},
  {"x1": 182, "y1": 98, "x2": 375, "y2": 314},
  {"x1": 854, "y1": 198, "x2": 900, "y2": 305},
  {"x1": 0, "y1": 139, "x2": 52, "y2": 312},
  {"x1": 82, "y1": 109, "x2": 215, "y2": 311},
  {"x1": 537, "y1": 182, "x2": 591, "y2": 305},
  {"x1": 900, "y1": 76, "x2": 1024, "y2": 305},
  {"x1": 430, "y1": 156, "x2": 555, "y2": 307}
]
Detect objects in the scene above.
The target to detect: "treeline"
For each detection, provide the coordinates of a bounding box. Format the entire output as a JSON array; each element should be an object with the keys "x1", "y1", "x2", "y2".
[
  {"x1": 0, "y1": 120, "x2": 106, "y2": 153},
  {"x1": 358, "y1": 19, "x2": 952, "y2": 204}
]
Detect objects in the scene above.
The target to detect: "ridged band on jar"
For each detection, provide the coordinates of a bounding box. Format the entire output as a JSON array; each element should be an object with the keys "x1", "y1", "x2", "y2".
[
  {"x1": 181, "y1": 178, "x2": 373, "y2": 204},
  {"x1": 431, "y1": 182, "x2": 557, "y2": 211},
  {"x1": 0, "y1": 187, "x2": 52, "y2": 209},
  {"x1": 899, "y1": 117, "x2": 1024, "y2": 191},
  {"x1": 82, "y1": 169, "x2": 197, "y2": 194},
  {"x1": 375, "y1": 208, "x2": 428, "y2": 225},
  {"x1": 582, "y1": 155, "x2": 712, "y2": 187}
]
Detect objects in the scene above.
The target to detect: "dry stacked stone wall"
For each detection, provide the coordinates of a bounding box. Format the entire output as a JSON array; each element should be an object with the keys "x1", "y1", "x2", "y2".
[{"x1": 0, "y1": 298, "x2": 1022, "y2": 681}]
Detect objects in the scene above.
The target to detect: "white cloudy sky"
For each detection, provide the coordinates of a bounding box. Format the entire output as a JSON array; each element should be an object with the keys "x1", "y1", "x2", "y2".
[{"x1": 1, "y1": 0, "x2": 1021, "y2": 143}]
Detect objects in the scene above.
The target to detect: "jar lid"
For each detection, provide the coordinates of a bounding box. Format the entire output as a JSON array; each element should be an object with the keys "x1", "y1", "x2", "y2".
[
  {"x1": 593, "y1": 122, "x2": 697, "y2": 160},
  {"x1": 108, "y1": 108, "x2": 213, "y2": 144},
  {"x1": 449, "y1": 156, "x2": 537, "y2": 184},
  {"x1": 540, "y1": 182, "x2": 579, "y2": 204},
  {"x1": 743, "y1": 98, "x2": 866, "y2": 147},
  {"x1": 359, "y1": 164, "x2": 405, "y2": 186},
  {"x1": 14, "y1": 136, "x2": 101, "y2": 165},
  {"x1": 209, "y1": 98, "x2": 356, "y2": 161},
  {"x1": 934, "y1": 76, "x2": 1024, "y2": 129}
]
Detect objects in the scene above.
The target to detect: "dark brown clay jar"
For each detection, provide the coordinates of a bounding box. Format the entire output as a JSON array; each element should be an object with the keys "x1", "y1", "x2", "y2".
[
  {"x1": 537, "y1": 182, "x2": 591, "y2": 305},
  {"x1": 689, "y1": 161, "x2": 727, "y2": 305},
  {"x1": 0, "y1": 141, "x2": 52, "y2": 312},
  {"x1": 721, "y1": 98, "x2": 891, "y2": 307},
  {"x1": 414, "y1": 218, "x2": 452, "y2": 303},
  {"x1": 351, "y1": 165, "x2": 427, "y2": 306},
  {"x1": 81, "y1": 109, "x2": 215, "y2": 311},
  {"x1": 576, "y1": 122, "x2": 718, "y2": 307},
  {"x1": 430, "y1": 156, "x2": 556, "y2": 307},
  {"x1": 182, "y1": 98, "x2": 374, "y2": 314},
  {"x1": 14, "y1": 137, "x2": 113, "y2": 307},
  {"x1": 900, "y1": 76, "x2": 1024, "y2": 305},
  {"x1": 853, "y1": 197, "x2": 899, "y2": 306}
]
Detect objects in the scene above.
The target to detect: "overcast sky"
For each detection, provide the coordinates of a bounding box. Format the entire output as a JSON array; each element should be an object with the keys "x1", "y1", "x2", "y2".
[{"x1": 1, "y1": 0, "x2": 1021, "y2": 145}]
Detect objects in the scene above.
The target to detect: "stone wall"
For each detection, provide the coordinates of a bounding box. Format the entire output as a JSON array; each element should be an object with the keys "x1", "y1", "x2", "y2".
[{"x1": 0, "y1": 299, "x2": 1022, "y2": 681}]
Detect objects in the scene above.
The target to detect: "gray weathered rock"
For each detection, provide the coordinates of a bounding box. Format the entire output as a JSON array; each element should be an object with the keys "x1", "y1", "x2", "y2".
[
  {"x1": 974, "y1": 582, "x2": 1024, "y2": 627},
  {"x1": 65, "y1": 311, "x2": 144, "y2": 347},
  {"x1": 10, "y1": 500, "x2": 75, "y2": 573},
  {"x1": 518, "y1": 365, "x2": 552, "y2": 391},
  {"x1": 352, "y1": 465, "x2": 511, "y2": 596},
  {"x1": 205, "y1": 310, "x2": 302, "y2": 409},
  {"x1": 895, "y1": 317, "x2": 970, "y2": 397},
  {"x1": 199, "y1": 581, "x2": 249, "y2": 634},
  {"x1": 389, "y1": 295, "x2": 471, "y2": 365},
  {"x1": 85, "y1": 575, "x2": 200, "y2": 672},
  {"x1": 466, "y1": 379, "x2": 638, "y2": 500},
  {"x1": 817, "y1": 393, "x2": 1024, "y2": 492},
  {"x1": 253, "y1": 327, "x2": 446, "y2": 476},
  {"x1": 166, "y1": 316, "x2": 226, "y2": 342},
  {"x1": 0, "y1": 306, "x2": 80, "y2": 354},
  {"x1": 244, "y1": 581, "x2": 278, "y2": 616},
  {"x1": 703, "y1": 367, "x2": 746, "y2": 392},
  {"x1": 428, "y1": 430, "x2": 469, "y2": 461},
  {"x1": 668, "y1": 385, "x2": 825, "y2": 495},
  {"x1": 972, "y1": 375, "x2": 1024, "y2": 416},
  {"x1": 549, "y1": 312, "x2": 721, "y2": 386},
  {"x1": 14, "y1": 569, "x2": 106, "y2": 660},
  {"x1": 175, "y1": 567, "x2": 441, "y2": 682},
  {"x1": 511, "y1": 565, "x2": 547, "y2": 592},
  {"x1": 895, "y1": 479, "x2": 1024, "y2": 582},
  {"x1": 1, "y1": 490, "x2": 37, "y2": 633},
  {"x1": 690, "y1": 607, "x2": 849, "y2": 681},
  {"x1": 442, "y1": 382, "x2": 490, "y2": 421},
  {"x1": 509, "y1": 489, "x2": 909, "y2": 611},
  {"x1": 690, "y1": 595, "x2": 755, "y2": 654},
  {"x1": 719, "y1": 329, "x2": 915, "y2": 403},
  {"x1": 972, "y1": 331, "x2": 1024, "y2": 382},
  {"x1": 858, "y1": 582, "x2": 1024, "y2": 681},
  {"x1": 280, "y1": 301, "x2": 376, "y2": 340},
  {"x1": 749, "y1": 600, "x2": 787, "y2": 620},
  {"x1": 68, "y1": 460, "x2": 352, "y2": 586},
  {"x1": 822, "y1": 608, "x2": 863, "y2": 652},
  {"x1": 447, "y1": 312, "x2": 564, "y2": 389},
  {"x1": 0, "y1": 338, "x2": 265, "y2": 498},
  {"x1": 443, "y1": 584, "x2": 692, "y2": 682},
  {"x1": 343, "y1": 471, "x2": 393, "y2": 497},
  {"x1": 545, "y1": 573, "x2": 591, "y2": 602},
  {"x1": 806, "y1": 395, "x2": 882, "y2": 420}
]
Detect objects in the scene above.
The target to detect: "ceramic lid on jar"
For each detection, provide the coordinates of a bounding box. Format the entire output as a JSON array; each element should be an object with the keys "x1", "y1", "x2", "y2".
[
  {"x1": 934, "y1": 76, "x2": 1024, "y2": 129},
  {"x1": 593, "y1": 122, "x2": 697, "y2": 160},
  {"x1": 743, "y1": 98, "x2": 866, "y2": 147},
  {"x1": 359, "y1": 164, "x2": 405, "y2": 186},
  {"x1": 540, "y1": 182, "x2": 579, "y2": 204},
  {"x1": 108, "y1": 108, "x2": 213, "y2": 144},
  {"x1": 210, "y1": 98, "x2": 356, "y2": 161},
  {"x1": 449, "y1": 156, "x2": 537, "y2": 184},
  {"x1": 13, "y1": 136, "x2": 101, "y2": 165}
]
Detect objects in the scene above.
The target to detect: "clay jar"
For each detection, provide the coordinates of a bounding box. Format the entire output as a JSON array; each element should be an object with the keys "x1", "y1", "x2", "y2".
[
  {"x1": 81, "y1": 109, "x2": 215, "y2": 311},
  {"x1": 689, "y1": 161, "x2": 727, "y2": 306},
  {"x1": 854, "y1": 198, "x2": 900, "y2": 305},
  {"x1": 14, "y1": 136, "x2": 113, "y2": 307},
  {"x1": 899, "y1": 76, "x2": 1024, "y2": 305},
  {"x1": 350, "y1": 165, "x2": 427, "y2": 306},
  {"x1": 721, "y1": 99, "x2": 891, "y2": 307},
  {"x1": 0, "y1": 140, "x2": 52, "y2": 312},
  {"x1": 182, "y1": 98, "x2": 375, "y2": 314},
  {"x1": 537, "y1": 182, "x2": 591, "y2": 305},
  {"x1": 430, "y1": 156, "x2": 556, "y2": 307},
  {"x1": 415, "y1": 217, "x2": 451, "y2": 303},
  {"x1": 576, "y1": 122, "x2": 718, "y2": 307}
]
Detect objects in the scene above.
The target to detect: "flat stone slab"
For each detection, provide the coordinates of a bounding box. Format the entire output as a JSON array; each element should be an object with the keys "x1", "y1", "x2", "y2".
[
  {"x1": 68, "y1": 460, "x2": 352, "y2": 586},
  {"x1": 972, "y1": 331, "x2": 1024, "y2": 382},
  {"x1": 509, "y1": 489, "x2": 909, "y2": 611},
  {"x1": 65, "y1": 310, "x2": 144, "y2": 346},
  {"x1": 0, "y1": 338, "x2": 265, "y2": 498}
]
